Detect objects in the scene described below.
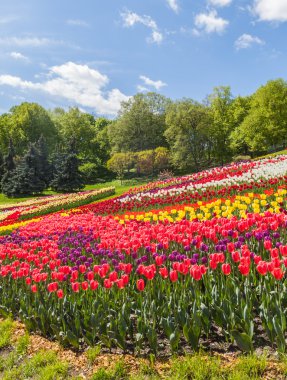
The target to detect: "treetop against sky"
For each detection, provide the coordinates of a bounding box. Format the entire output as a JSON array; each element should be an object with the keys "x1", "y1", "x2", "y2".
[{"x1": 0, "y1": 0, "x2": 286, "y2": 117}]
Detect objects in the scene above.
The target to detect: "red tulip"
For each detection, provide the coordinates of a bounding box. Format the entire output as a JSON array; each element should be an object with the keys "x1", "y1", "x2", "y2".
[
  {"x1": 57, "y1": 289, "x2": 64, "y2": 298},
  {"x1": 104, "y1": 279, "x2": 112, "y2": 289},
  {"x1": 81, "y1": 281, "x2": 89, "y2": 291},
  {"x1": 170, "y1": 270, "x2": 178, "y2": 282},
  {"x1": 222, "y1": 263, "x2": 231, "y2": 275},
  {"x1": 136, "y1": 279, "x2": 145, "y2": 291},
  {"x1": 72, "y1": 282, "x2": 80, "y2": 292},
  {"x1": 90, "y1": 280, "x2": 99, "y2": 290}
]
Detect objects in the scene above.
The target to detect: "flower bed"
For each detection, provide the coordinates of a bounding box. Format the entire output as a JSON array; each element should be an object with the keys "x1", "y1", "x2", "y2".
[{"x1": 0, "y1": 158, "x2": 287, "y2": 354}]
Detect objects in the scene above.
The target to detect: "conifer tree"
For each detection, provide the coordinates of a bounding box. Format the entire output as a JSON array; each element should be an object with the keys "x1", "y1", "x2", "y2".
[
  {"x1": 6, "y1": 144, "x2": 46, "y2": 197},
  {"x1": 35, "y1": 135, "x2": 53, "y2": 187},
  {"x1": 0, "y1": 150, "x2": 4, "y2": 183},
  {"x1": 51, "y1": 138, "x2": 84, "y2": 192},
  {"x1": 1, "y1": 139, "x2": 16, "y2": 195}
]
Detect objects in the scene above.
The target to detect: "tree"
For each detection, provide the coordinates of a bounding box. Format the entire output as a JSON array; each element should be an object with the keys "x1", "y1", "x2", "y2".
[
  {"x1": 165, "y1": 99, "x2": 212, "y2": 172},
  {"x1": 107, "y1": 153, "x2": 134, "y2": 182},
  {"x1": 51, "y1": 139, "x2": 84, "y2": 193},
  {"x1": 4, "y1": 144, "x2": 46, "y2": 197},
  {"x1": 7, "y1": 102, "x2": 58, "y2": 155},
  {"x1": 229, "y1": 96, "x2": 252, "y2": 155},
  {"x1": 109, "y1": 92, "x2": 170, "y2": 153},
  {"x1": 1, "y1": 139, "x2": 16, "y2": 194},
  {"x1": 232, "y1": 79, "x2": 287, "y2": 153},
  {"x1": 207, "y1": 86, "x2": 234, "y2": 165},
  {"x1": 135, "y1": 150, "x2": 156, "y2": 176},
  {"x1": 0, "y1": 149, "x2": 4, "y2": 182},
  {"x1": 35, "y1": 135, "x2": 53, "y2": 187},
  {"x1": 154, "y1": 147, "x2": 170, "y2": 172},
  {"x1": 51, "y1": 107, "x2": 97, "y2": 161}
]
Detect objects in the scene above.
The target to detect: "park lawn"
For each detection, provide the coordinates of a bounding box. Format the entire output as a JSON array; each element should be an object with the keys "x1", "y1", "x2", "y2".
[
  {"x1": 253, "y1": 149, "x2": 287, "y2": 160},
  {"x1": 0, "y1": 179, "x2": 147, "y2": 206},
  {"x1": 1, "y1": 317, "x2": 287, "y2": 379}
]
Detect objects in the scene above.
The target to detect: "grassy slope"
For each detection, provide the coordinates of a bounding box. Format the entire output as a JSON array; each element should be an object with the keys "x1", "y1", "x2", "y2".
[
  {"x1": 253, "y1": 149, "x2": 287, "y2": 160},
  {"x1": 0, "y1": 180, "x2": 145, "y2": 206}
]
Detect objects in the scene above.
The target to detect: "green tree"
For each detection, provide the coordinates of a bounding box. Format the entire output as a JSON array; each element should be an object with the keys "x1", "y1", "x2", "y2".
[
  {"x1": 35, "y1": 135, "x2": 53, "y2": 187},
  {"x1": 51, "y1": 107, "x2": 97, "y2": 161},
  {"x1": 7, "y1": 102, "x2": 58, "y2": 154},
  {"x1": 229, "y1": 96, "x2": 252, "y2": 155},
  {"x1": 0, "y1": 149, "x2": 4, "y2": 182},
  {"x1": 165, "y1": 99, "x2": 212, "y2": 172},
  {"x1": 109, "y1": 92, "x2": 170, "y2": 153},
  {"x1": 207, "y1": 86, "x2": 234, "y2": 165},
  {"x1": 51, "y1": 139, "x2": 84, "y2": 193},
  {"x1": 1, "y1": 139, "x2": 16, "y2": 193},
  {"x1": 107, "y1": 153, "x2": 134, "y2": 182},
  {"x1": 0, "y1": 114, "x2": 10, "y2": 153},
  {"x1": 154, "y1": 147, "x2": 170, "y2": 172},
  {"x1": 5, "y1": 144, "x2": 46, "y2": 197},
  {"x1": 232, "y1": 79, "x2": 287, "y2": 153}
]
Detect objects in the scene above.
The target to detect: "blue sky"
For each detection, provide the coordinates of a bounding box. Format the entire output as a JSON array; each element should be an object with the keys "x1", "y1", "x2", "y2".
[{"x1": 0, "y1": 0, "x2": 287, "y2": 117}]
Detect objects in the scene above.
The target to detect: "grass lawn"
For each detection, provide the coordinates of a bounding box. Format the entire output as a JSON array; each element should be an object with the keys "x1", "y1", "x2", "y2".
[
  {"x1": 253, "y1": 149, "x2": 287, "y2": 160},
  {"x1": 0, "y1": 179, "x2": 147, "y2": 206},
  {"x1": 1, "y1": 318, "x2": 287, "y2": 380}
]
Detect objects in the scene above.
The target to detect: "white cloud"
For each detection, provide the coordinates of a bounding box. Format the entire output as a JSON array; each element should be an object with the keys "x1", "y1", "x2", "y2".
[
  {"x1": 66, "y1": 19, "x2": 89, "y2": 27},
  {"x1": 0, "y1": 62, "x2": 129, "y2": 116},
  {"x1": 121, "y1": 10, "x2": 163, "y2": 44},
  {"x1": 137, "y1": 85, "x2": 150, "y2": 92},
  {"x1": 166, "y1": 0, "x2": 179, "y2": 13},
  {"x1": 194, "y1": 10, "x2": 229, "y2": 34},
  {"x1": 139, "y1": 75, "x2": 167, "y2": 90},
  {"x1": 9, "y1": 51, "x2": 29, "y2": 62},
  {"x1": 253, "y1": 0, "x2": 287, "y2": 22},
  {"x1": 235, "y1": 33, "x2": 265, "y2": 49},
  {"x1": 0, "y1": 37, "x2": 62, "y2": 47},
  {"x1": 149, "y1": 30, "x2": 163, "y2": 44},
  {"x1": 208, "y1": 0, "x2": 232, "y2": 7}
]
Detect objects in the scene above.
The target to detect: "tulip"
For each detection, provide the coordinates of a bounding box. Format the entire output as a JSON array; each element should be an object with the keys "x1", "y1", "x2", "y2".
[
  {"x1": 170, "y1": 270, "x2": 178, "y2": 282},
  {"x1": 136, "y1": 279, "x2": 145, "y2": 291},
  {"x1": 222, "y1": 263, "x2": 231, "y2": 275}
]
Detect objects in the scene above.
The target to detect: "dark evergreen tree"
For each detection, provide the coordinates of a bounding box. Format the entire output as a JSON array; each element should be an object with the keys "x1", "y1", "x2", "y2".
[
  {"x1": 35, "y1": 135, "x2": 53, "y2": 187},
  {"x1": 51, "y1": 138, "x2": 84, "y2": 192},
  {"x1": 1, "y1": 139, "x2": 16, "y2": 194},
  {"x1": 5, "y1": 144, "x2": 46, "y2": 197},
  {"x1": 0, "y1": 150, "x2": 4, "y2": 183}
]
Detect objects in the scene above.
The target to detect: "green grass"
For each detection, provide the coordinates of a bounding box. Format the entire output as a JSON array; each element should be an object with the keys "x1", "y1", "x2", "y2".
[
  {"x1": 0, "y1": 319, "x2": 15, "y2": 349},
  {"x1": 86, "y1": 345, "x2": 101, "y2": 364},
  {"x1": 1, "y1": 350, "x2": 69, "y2": 380},
  {"x1": 254, "y1": 149, "x2": 287, "y2": 160},
  {"x1": 0, "y1": 179, "x2": 147, "y2": 206}
]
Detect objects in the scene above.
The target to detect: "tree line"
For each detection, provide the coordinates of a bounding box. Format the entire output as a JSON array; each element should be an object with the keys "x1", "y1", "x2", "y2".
[{"x1": 0, "y1": 78, "x2": 286, "y2": 195}]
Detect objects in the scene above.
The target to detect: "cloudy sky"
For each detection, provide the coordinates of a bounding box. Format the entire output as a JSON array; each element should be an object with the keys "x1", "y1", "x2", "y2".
[{"x1": 0, "y1": 0, "x2": 287, "y2": 117}]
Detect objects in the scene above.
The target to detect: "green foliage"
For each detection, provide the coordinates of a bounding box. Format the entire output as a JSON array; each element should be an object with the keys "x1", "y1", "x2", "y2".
[
  {"x1": 231, "y1": 79, "x2": 287, "y2": 154},
  {"x1": 1, "y1": 138, "x2": 16, "y2": 193},
  {"x1": 169, "y1": 354, "x2": 222, "y2": 380},
  {"x1": 4, "y1": 144, "x2": 46, "y2": 197},
  {"x1": 80, "y1": 160, "x2": 102, "y2": 184},
  {"x1": 208, "y1": 86, "x2": 234, "y2": 165},
  {"x1": 107, "y1": 153, "x2": 135, "y2": 181},
  {"x1": 4, "y1": 102, "x2": 58, "y2": 155},
  {"x1": 0, "y1": 319, "x2": 14, "y2": 349},
  {"x1": 35, "y1": 135, "x2": 53, "y2": 187},
  {"x1": 16, "y1": 333, "x2": 30, "y2": 356},
  {"x1": 86, "y1": 345, "x2": 101, "y2": 364},
  {"x1": 110, "y1": 93, "x2": 170, "y2": 153},
  {"x1": 165, "y1": 99, "x2": 212, "y2": 172},
  {"x1": 91, "y1": 359, "x2": 128, "y2": 380},
  {"x1": 51, "y1": 139, "x2": 84, "y2": 193}
]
